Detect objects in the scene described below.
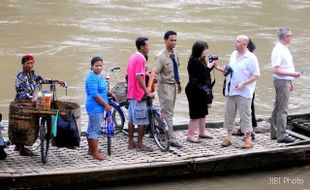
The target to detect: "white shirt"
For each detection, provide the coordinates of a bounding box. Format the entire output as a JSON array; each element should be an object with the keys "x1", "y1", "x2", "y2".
[
  {"x1": 225, "y1": 50, "x2": 260, "y2": 99},
  {"x1": 271, "y1": 41, "x2": 295, "y2": 80}
]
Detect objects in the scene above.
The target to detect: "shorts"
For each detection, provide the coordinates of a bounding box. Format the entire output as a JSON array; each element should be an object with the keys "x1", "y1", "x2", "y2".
[
  {"x1": 127, "y1": 99, "x2": 149, "y2": 126},
  {"x1": 87, "y1": 112, "x2": 104, "y2": 140}
]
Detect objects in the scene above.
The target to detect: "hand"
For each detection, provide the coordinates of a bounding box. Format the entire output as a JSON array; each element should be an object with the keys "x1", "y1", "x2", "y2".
[
  {"x1": 289, "y1": 81, "x2": 295, "y2": 92},
  {"x1": 235, "y1": 82, "x2": 245, "y2": 90},
  {"x1": 146, "y1": 86, "x2": 152, "y2": 92},
  {"x1": 207, "y1": 61, "x2": 215, "y2": 69},
  {"x1": 105, "y1": 105, "x2": 111, "y2": 112},
  {"x1": 146, "y1": 91, "x2": 155, "y2": 99},
  {"x1": 54, "y1": 79, "x2": 66, "y2": 87},
  {"x1": 177, "y1": 83, "x2": 182, "y2": 94},
  {"x1": 113, "y1": 94, "x2": 119, "y2": 103},
  {"x1": 293, "y1": 71, "x2": 302, "y2": 78}
]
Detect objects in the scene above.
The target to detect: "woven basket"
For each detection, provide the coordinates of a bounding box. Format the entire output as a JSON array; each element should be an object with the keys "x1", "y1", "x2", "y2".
[
  {"x1": 111, "y1": 81, "x2": 127, "y2": 103},
  {"x1": 8, "y1": 100, "x2": 39, "y2": 146}
]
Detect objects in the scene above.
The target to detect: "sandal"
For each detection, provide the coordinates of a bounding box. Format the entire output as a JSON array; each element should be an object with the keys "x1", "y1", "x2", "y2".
[
  {"x1": 242, "y1": 141, "x2": 253, "y2": 149},
  {"x1": 20, "y1": 147, "x2": 35, "y2": 156},
  {"x1": 199, "y1": 134, "x2": 213, "y2": 139},
  {"x1": 136, "y1": 144, "x2": 153, "y2": 152},
  {"x1": 221, "y1": 139, "x2": 232, "y2": 147},
  {"x1": 128, "y1": 142, "x2": 137, "y2": 149},
  {"x1": 187, "y1": 137, "x2": 201, "y2": 143},
  {"x1": 232, "y1": 129, "x2": 244, "y2": 136}
]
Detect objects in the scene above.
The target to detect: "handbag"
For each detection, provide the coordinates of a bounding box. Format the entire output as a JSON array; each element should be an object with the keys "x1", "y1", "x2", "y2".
[
  {"x1": 198, "y1": 84, "x2": 212, "y2": 95},
  {"x1": 198, "y1": 84, "x2": 214, "y2": 104},
  {"x1": 189, "y1": 69, "x2": 216, "y2": 104}
]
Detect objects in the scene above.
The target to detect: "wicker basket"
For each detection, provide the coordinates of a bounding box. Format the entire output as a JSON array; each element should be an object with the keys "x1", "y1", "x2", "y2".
[
  {"x1": 8, "y1": 100, "x2": 39, "y2": 146},
  {"x1": 111, "y1": 81, "x2": 127, "y2": 103}
]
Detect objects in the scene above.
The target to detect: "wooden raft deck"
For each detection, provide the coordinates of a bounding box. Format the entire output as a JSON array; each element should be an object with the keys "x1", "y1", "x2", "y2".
[{"x1": 0, "y1": 124, "x2": 310, "y2": 189}]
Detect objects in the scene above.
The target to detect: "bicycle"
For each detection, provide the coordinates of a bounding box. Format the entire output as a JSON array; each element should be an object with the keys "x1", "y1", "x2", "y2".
[
  {"x1": 0, "y1": 113, "x2": 11, "y2": 160},
  {"x1": 102, "y1": 111, "x2": 113, "y2": 155},
  {"x1": 104, "y1": 66, "x2": 170, "y2": 152},
  {"x1": 100, "y1": 66, "x2": 126, "y2": 156},
  {"x1": 22, "y1": 82, "x2": 68, "y2": 163},
  {"x1": 113, "y1": 93, "x2": 170, "y2": 152},
  {"x1": 143, "y1": 96, "x2": 170, "y2": 152},
  {"x1": 104, "y1": 66, "x2": 126, "y2": 135}
]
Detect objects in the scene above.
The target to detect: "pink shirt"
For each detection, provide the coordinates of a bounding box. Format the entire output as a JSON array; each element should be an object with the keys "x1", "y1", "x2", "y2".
[{"x1": 126, "y1": 52, "x2": 146, "y2": 101}]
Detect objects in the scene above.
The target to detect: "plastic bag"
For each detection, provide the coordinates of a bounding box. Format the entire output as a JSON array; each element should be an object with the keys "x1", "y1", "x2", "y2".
[{"x1": 53, "y1": 112, "x2": 80, "y2": 148}]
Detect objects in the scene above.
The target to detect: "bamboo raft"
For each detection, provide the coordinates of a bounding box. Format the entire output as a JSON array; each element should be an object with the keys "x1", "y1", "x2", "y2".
[{"x1": 0, "y1": 118, "x2": 309, "y2": 189}]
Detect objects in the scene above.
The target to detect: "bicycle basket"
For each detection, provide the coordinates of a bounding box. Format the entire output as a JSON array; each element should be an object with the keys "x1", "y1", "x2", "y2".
[
  {"x1": 54, "y1": 101, "x2": 81, "y2": 130},
  {"x1": 8, "y1": 100, "x2": 39, "y2": 146},
  {"x1": 111, "y1": 81, "x2": 127, "y2": 103}
]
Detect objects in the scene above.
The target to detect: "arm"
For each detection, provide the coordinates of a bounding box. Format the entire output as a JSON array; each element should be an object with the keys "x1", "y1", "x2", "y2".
[
  {"x1": 147, "y1": 70, "x2": 157, "y2": 92},
  {"x1": 51, "y1": 79, "x2": 66, "y2": 87},
  {"x1": 94, "y1": 95, "x2": 111, "y2": 112},
  {"x1": 235, "y1": 75, "x2": 259, "y2": 90},
  {"x1": 108, "y1": 90, "x2": 119, "y2": 103},
  {"x1": 136, "y1": 74, "x2": 154, "y2": 98},
  {"x1": 272, "y1": 66, "x2": 301, "y2": 78},
  {"x1": 213, "y1": 60, "x2": 225, "y2": 73}
]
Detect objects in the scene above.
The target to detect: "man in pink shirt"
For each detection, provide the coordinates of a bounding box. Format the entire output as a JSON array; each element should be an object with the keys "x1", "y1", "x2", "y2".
[{"x1": 126, "y1": 37, "x2": 154, "y2": 152}]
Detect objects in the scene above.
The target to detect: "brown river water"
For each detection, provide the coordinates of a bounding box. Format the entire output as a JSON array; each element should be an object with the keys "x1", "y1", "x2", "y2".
[{"x1": 0, "y1": 1, "x2": 309, "y2": 189}]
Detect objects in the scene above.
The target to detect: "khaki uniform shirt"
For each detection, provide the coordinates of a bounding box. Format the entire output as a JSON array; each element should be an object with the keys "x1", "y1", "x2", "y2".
[{"x1": 153, "y1": 48, "x2": 180, "y2": 84}]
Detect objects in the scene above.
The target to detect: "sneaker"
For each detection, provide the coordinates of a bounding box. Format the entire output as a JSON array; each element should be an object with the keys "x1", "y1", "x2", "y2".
[
  {"x1": 277, "y1": 136, "x2": 295, "y2": 143},
  {"x1": 170, "y1": 141, "x2": 183, "y2": 148}
]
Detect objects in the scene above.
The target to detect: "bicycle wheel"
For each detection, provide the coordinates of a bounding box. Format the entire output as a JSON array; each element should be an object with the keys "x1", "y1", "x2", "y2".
[
  {"x1": 107, "y1": 136, "x2": 111, "y2": 156},
  {"x1": 111, "y1": 102, "x2": 126, "y2": 135},
  {"x1": 39, "y1": 117, "x2": 51, "y2": 163},
  {"x1": 151, "y1": 111, "x2": 170, "y2": 152}
]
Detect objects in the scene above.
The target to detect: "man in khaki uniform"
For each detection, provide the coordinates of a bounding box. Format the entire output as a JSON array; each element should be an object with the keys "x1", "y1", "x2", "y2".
[{"x1": 148, "y1": 31, "x2": 183, "y2": 148}]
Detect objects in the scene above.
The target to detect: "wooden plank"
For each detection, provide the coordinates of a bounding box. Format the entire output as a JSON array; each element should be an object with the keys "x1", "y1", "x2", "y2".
[{"x1": 286, "y1": 129, "x2": 310, "y2": 141}]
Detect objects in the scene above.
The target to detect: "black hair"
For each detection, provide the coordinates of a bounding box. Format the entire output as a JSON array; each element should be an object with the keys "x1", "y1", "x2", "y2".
[
  {"x1": 247, "y1": 38, "x2": 256, "y2": 53},
  {"x1": 190, "y1": 40, "x2": 209, "y2": 59},
  {"x1": 164, "y1": 31, "x2": 177, "y2": 40},
  {"x1": 91, "y1": 56, "x2": 103, "y2": 66},
  {"x1": 135, "y1": 37, "x2": 148, "y2": 50}
]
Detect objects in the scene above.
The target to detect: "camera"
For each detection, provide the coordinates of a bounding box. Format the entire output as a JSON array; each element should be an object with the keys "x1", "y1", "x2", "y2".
[
  {"x1": 223, "y1": 65, "x2": 233, "y2": 77},
  {"x1": 208, "y1": 54, "x2": 218, "y2": 63}
]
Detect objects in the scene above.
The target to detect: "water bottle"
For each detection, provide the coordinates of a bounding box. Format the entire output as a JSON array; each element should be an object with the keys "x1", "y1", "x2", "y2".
[{"x1": 106, "y1": 112, "x2": 114, "y2": 136}]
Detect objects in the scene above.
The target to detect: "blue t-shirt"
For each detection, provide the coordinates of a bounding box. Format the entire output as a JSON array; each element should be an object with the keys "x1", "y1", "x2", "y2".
[{"x1": 85, "y1": 71, "x2": 108, "y2": 114}]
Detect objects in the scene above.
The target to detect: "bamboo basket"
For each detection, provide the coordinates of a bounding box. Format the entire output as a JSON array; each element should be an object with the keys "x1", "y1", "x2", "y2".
[{"x1": 8, "y1": 100, "x2": 39, "y2": 146}]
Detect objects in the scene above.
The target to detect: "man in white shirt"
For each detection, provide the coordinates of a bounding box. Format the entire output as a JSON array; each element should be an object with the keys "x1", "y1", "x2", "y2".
[
  {"x1": 271, "y1": 27, "x2": 302, "y2": 143},
  {"x1": 220, "y1": 35, "x2": 260, "y2": 149}
]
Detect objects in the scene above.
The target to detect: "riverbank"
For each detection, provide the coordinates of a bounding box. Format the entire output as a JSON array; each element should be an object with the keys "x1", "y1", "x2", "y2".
[{"x1": 0, "y1": 120, "x2": 309, "y2": 189}]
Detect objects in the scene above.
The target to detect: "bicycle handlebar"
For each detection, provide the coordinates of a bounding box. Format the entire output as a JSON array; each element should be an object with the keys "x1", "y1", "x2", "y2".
[
  {"x1": 106, "y1": 67, "x2": 121, "y2": 80},
  {"x1": 109, "y1": 67, "x2": 120, "y2": 73}
]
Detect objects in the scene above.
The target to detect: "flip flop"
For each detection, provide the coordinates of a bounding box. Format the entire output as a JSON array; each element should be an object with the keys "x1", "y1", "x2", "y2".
[{"x1": 136, "y1": 144, "x2": 153, "y2": 152}]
